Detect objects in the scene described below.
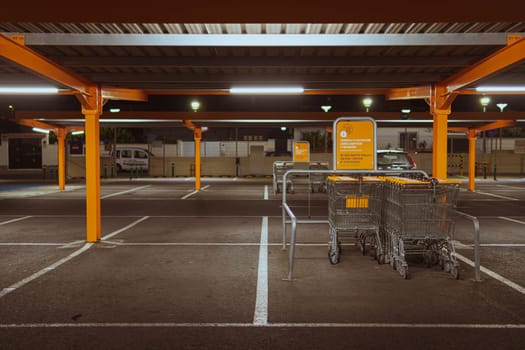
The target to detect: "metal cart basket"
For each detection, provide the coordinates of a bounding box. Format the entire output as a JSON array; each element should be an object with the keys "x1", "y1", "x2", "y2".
[
  {"x1": 381, "y1": 177, "x2": 461, "y2": 279},
  {"x1": 273, "y1": 161, "x2": 295, "y2": 194},
  {"x1": 327, "y1": 176, "x2": 384, "y2": 264},
  {"x1": 308, "y1": 161, "x2": 329, "y2": 193}
]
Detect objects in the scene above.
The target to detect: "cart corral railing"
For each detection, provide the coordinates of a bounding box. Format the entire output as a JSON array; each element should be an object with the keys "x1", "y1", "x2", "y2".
[{"x1": 280, "y1": 169, "x2": 481, "y2": 281}]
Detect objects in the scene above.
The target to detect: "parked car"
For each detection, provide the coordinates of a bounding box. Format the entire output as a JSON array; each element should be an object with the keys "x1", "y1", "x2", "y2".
[
  {"x1": 113, "y1": 147, "x2": 153, "y2": 172},
  {"x1": 377, "y1": 149, "x2": 416, "y2": 170}
]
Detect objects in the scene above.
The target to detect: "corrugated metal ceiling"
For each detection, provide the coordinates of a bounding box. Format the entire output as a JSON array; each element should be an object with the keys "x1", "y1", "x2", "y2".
[{"x1": 0, "y1": 22, "x2": 524, "y2": 92}]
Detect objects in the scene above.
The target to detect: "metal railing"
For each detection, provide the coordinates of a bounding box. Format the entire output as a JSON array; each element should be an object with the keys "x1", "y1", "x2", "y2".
[
  {"x1": 455, "y1": 211, "x2": 482, "y2": 282},
  {"x1": 281, "y1": 168, "x2": 429, "y2": 280}
]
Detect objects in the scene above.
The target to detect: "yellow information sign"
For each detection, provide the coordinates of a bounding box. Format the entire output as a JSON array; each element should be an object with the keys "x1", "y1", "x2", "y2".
[
  {"x1": 293, "y1": 141, "x2": 310, "y2": 162},
  {"x1": 334, "y1": 117, "x2": 376, "y2": 170}
]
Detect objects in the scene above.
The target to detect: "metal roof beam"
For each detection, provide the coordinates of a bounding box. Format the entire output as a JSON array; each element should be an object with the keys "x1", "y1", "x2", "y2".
[
  {"x1": 14, "y1": 110, "x2": 524, "y2": 121},
  {"x1": 82, "y1": 72, "x2": 442, "y2": 84},
  {"x1": 443, "y1": 37, "x2": 525, "y2": 93},
  {"x1": 56, "y1": 55, "x2": 478, "y2": 68},
  {"x1": 0, "y1": 33, "x2": 91, "y2": 95},
  {"x1": 4, "y1": 33, "x2": 516, "y2": 47}
]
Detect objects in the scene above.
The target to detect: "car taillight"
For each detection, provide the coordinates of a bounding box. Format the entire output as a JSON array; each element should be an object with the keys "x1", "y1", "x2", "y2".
[{"x1": 408, "y1": 154, "x2": 416, "y2": 168}]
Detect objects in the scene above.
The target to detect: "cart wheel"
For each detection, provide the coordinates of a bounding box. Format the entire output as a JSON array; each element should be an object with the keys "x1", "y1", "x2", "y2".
[
  {"x1": 358, "y1": 240, "x2": 366, "y2": 255},
  {"x1": 424, "y1": 252, "x2": 432, "y2": 268},
  {"x1": 328, "y1": 249, "x2": 340, "y2": 265},
  {"x1": 438, "y1": 256, "x2": 445, "y2": 269},
  {"x1": 398, "y1": 264, "x2": 409, "y2": 279},
  {"x1": 443, "y1": 261, "x2": 451, "y2": 273},
  {"x1": 451, "y1": 265, "x2": 460, "y2": 279},
  {"x1": 391, "y1": 257, "x2": 396, "y2": 270},
  {"x1": 401, "y1": 266, "x2": 409, "y2": 280}
]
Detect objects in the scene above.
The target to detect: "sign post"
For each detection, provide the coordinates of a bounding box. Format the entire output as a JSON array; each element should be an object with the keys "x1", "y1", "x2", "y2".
[
  {"x1": 293, "y1": 141, "x2": 310, "y2": 162},
  {"x1": 333, "y1": 117, "x2": 377, "y2": 170}
]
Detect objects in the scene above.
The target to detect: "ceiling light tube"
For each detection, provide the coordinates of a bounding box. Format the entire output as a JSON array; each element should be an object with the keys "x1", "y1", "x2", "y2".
[
  {"x1": 71, "y1": 130, "x2": 84, "y2": 135},
  {"x1": 0, "y1": 87, "x2": 59, "y2": 94},
  {"x1": 32, "y1": 127, "x2": 50, "y2": 134},
  {"x1": 230, "y1": 86, "x2": 304, "y2": 94},
  {"x1": 476, "y1": 86, "x2": 525, "y2": 92}
]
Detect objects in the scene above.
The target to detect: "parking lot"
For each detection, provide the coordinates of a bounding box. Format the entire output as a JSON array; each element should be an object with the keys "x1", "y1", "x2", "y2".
[{"x1": 0, "y1": 177, "x2": 524, "y2": 349}]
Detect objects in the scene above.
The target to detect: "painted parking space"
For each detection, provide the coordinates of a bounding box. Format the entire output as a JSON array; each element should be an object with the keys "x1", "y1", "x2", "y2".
[
  {"x1": 0, "y1": 245, "x2": 259, "y2": 324},
  {"x1": 106, "y1": 217, "x2": 264, "y2": 244},
  {"x1": 0, "y1": 178, "x2": 524, "y2": 349}
]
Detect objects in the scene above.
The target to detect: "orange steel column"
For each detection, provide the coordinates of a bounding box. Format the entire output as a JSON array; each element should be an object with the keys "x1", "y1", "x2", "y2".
[
  {"x1": 57, "y1": 128, "x2": 66, "y2": 190},
  {"x1": 430, "y1": 85, "x2": 455, "y2": 179},
  {"x1": 194, "y1": 127, "x2": 202, "y2": 191},
  {"x1": 84, "y1": 109, "x2": 101, "y2": 242},
  {"x1": 432, "y1": 110, "x2": 450, "y2": 179},
  {"x1": 467, "y1": 129, "x2": 477, "y2": 191}
]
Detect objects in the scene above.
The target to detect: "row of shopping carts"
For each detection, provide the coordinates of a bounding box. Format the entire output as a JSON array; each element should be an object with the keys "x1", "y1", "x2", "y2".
[
  {"x1": 327, "y1": 175, "x2": 461, "y2": 279},
  {"x1": 273, "y1": 161, "x2": 329, "y2": 194}
]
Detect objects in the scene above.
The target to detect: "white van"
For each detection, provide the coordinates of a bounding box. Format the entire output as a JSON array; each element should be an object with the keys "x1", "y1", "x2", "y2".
[{"x1": 113, "y1": 147, "x2": 152, "y2": 172}]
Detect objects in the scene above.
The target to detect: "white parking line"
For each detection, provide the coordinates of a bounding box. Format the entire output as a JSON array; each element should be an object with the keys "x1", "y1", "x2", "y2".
[
  {"x1": 0, "y1": 243, "x2": 65, "y2": 246},
  {"x1": 0, "y1": 218, "x2": 154, "y2": 299},
  {"x1": 101, "y1": 216, "x2": 150, "y2": 241},
  {"x1": 0, "y1": 216, "x2": 32, "y2": 226},
  {"x1": 480, "y1": 244, "x2": 525, "y2": 247},
  {"x1": 0, "y1": 322, "x2": 523, "y2": 329},
  {"x1": 181, "y1": 185, "x2": 210, "y2": 199},
  {"x1": 253, "y1": 216, "x2": 268, "y2": 325},
  {"x1": 264, "y1": 185, "x2": 268, "y2": 200},
  {"x1": 454, "y1": 253, "x2": 525, "y2": 295},
  {"x1": 474, "y1": 191, "x2": 519, "y2": 201},
  {"x1": 101, "y1": 242, "x2": 349, "y2": 247},
  {"x1": 101, "y1": 185, "x2": 151, "y2": 199},
  {"x1": 0, "y1": 243, "x2": 93, "y2": 299},
  {"x1": 498, "y1": 216, "x2": 525, "y2": 225},
  {"x1": 496, "y1": 184, "x2": 524, "y2": 190}
]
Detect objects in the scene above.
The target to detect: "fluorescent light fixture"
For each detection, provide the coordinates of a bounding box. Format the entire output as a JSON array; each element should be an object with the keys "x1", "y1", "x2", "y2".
[
  {"x1": 71, "y1": 130, "x2": 84, "y2": 135},
  {"x1": 496, "y1": 103, "x2": 508, "y2": 112},
  {"x1": 476, "y1": 86, "x2": 525, "y2": 92},
  {"x1": 230, "y1": 86, "x2": 304, "y2": 94},
  {"x1": 401, "y1": 109, "x2": 411, "y2": 114},
  {"x1": 109, "y1": 108, "x2": 121, "y2": 113},
  {"x1": 32, "y1": 127, "x2": 50, "y2": 134},
  {"x1": 0, "y1": 86, "x2": 59, "y2": 94}
]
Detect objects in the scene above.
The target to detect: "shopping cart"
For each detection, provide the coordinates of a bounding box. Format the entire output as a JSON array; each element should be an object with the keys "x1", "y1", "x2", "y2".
[
  {"x1": 381, "y1": 177, "x2": 461, "y2": 279},
  {"x1": 327, "y1": 176, "x2": 384, "y2": 264},
  {"x1": 273, "y1": 161, "x2": 295, "y2": 194},
  {"x1": 308, "y1": 161, "x2": 329, "y2": 193}
]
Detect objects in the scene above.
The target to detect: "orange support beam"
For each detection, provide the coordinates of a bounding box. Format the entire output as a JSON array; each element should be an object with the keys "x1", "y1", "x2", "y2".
[
  {"x1": 194, "y1": 128, "x2": 202, "y2": 191},
  {"x1": 430, "y1": 85, "x2": 456, "y2": 179},
  {"x1": 385, "y1": 85, "x2": 432, "y2": 101},
  {"x1": 0, "y1": 34, "x2": 91, "y2": 95},
  {"x1": 466, "y1": 129, "x2": 477, "y2": 191},
  {"x1": 16, "y1": 119, "x2": 59, "y2": 132},
  {"x1": 57, "y1": 128, "x2": 66, "y2": 190},
  {"x1": 449, "y1": 120, "x2": 515, "y2": 191},
  {"x1": 442, "y1": 36, "x2": 525, "y2": 94},
  {"x1": 102, "y1": 86, "x2": 148, "y2": 102},
  {"x1": 81, "y1": 86, "x2": 103, "y2": 243},
  {"x1": 84, "y1": 109, "x2": 101, "y2": 242},
  {"x1": 183, "y1": 120, "x2": 203, "y2": 191}
]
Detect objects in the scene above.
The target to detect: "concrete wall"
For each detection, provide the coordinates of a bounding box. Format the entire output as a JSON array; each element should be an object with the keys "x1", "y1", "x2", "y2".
[
  {"x1": 5, "y1": 150, "x2": 525, "y2": 179},
  {"x1": 412, "y1": 151, "x2": 525, "y2": 176}
]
